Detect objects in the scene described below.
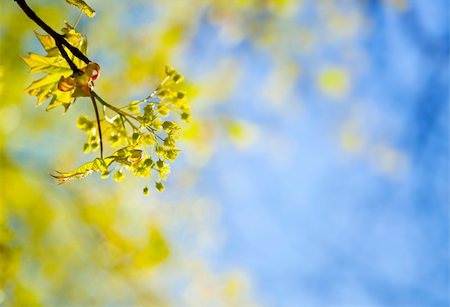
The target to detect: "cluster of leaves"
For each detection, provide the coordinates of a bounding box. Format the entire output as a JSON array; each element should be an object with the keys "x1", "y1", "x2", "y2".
[
  {"x1": 21, "y1": 23, "x2": 89, "y2": 111},
  {"x1": 21, "y1": 20, "x2": 190, "y2": 193},
  {"x1": 61, "y1": 67, "x2": 189, "y2": 193}
]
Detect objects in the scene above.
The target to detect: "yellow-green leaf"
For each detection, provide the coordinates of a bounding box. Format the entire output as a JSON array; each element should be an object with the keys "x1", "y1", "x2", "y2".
[
  {"x1": 24, "y1": 74, "x2": 61, "y2": 105},
  {"x1": 51, "y1": 160, "x2": 98, "y2": 184},
  {"x1": 21, "y1": 53, "x2": 71, "y2": 74},
  {"x1": 46, "y1": 90, "x2": 73, "y2": 111},
  {"x1": 33, "y1": 31, "x2": 59, "y2": 56},
  {"x1": 22, "y1": 26, "x2": 88, "y2": 110},
  {"x1": 65, "y1": 0, "x2": 96, "y2": 18},
  {"x1": 51, "y1": 158, "x2": 115, "y2": 184}
]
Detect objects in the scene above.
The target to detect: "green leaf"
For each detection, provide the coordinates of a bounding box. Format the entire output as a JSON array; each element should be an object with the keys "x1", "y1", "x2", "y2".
[
  {"x1": 52, "y1": 159, "x2": 98, "y2": 183},
  {"x1": 61, "y1": 23, "x2": 88, "y2": 60},
  {"x1": 51, "y1": 158, "x2": 115, "y2": 184},
  {"x1": 33, "y1": 30, "x2": 59, "y2": 56},
  {"x1": 21, "y1": 28, "x2": 89, "y2": 110},
  {"x1": 21, "y1": 53, "x2": 71, "y2": 74},
  {"x1": 65, "y1": 0, "x2": 96, "y2": 18},
  {"x1": 24, "y1": 74, "x2": 61, "y2": 105},
  {"x1": 46, "y1": 90, "x2": 73, "y2": 111}
]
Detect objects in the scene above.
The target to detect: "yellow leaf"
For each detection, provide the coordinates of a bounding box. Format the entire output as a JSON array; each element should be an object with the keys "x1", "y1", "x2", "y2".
[
  {"x1": 51, "y1": 157, "x2": 115, "y2": 184},
  {"x1": 21, "y1": 27, "x2": 89, "y2": 110},
  {"x1": 46, "y1": 90, "x2": 73, "y2": 111},
  {"x1": 33, "y1": 30, "x2": 58, "y2": 56},
  {"x1": 61, "y1": 24, "x2": 87, "y2": 56},
  {"x1": 65, "y1": 0, "x2": 96, "y2": 18},
  {"x1": 21, "y1": 53, "x2": 71, "y2": 74},
  {"x1": 24, "y1": 74, "x2": 61, "y2": 105}
]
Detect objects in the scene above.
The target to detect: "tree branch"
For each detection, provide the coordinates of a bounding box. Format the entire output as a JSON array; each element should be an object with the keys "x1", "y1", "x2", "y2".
[
  {"x1": 56, "y1": 42, "x2": 81, "y2": 74},
  {"x1": 14, "y1": 0, "x2": 91, "y2": 73}
]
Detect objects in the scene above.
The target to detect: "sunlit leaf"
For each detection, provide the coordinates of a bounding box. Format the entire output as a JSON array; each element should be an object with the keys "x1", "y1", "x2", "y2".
[
  {"x1": 20, "y1": 53, "x2": 71, "y2": 74},
  {"x1": 23, "y1": 74, "x2": 62, "y2": 105},
  {"x1": 33, "y1": 30, "x2": 59, "y2": 56},
  {"x1": 51, "y1": 157, "x2": 114, "y2": 184},
  {"x1": 21, "y1": 28, "x2": 89, "y2": 111},
  {"x1": 65, "y1": 0, "x2": 96, "y2": 18}
]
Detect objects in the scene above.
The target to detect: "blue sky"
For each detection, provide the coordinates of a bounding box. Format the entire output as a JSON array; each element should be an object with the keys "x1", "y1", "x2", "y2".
[{"x1": 186, "y1": 1, "x2": 449, "y2": 306}]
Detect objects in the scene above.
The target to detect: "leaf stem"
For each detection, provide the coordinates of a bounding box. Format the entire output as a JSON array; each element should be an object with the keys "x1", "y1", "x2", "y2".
[
  {"x1": 73, "y1": 9, "x2": 83, "y2": 29},
  {"x1": 90, "y1": 93, "x2": 103, "y2": 159},
  {"x1": 119, "y1": 115, "x2": 131, "y2": 145},
  {"x1": 91, "y1": 91, "x2": 140, "y2": 123}
]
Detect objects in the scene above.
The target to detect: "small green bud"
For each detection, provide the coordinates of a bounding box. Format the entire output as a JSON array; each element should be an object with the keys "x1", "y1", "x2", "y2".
[
  {"x1": 109, "y1": 134, "x2": 119, "y2": 144},
  {"x1": 116, "y1": 149, "x2": 127, "y2": 157},
  {"x1": 143, "y1": 158, "x2": 153, "y2": 167},
  {"x1": 172, "y1": 73, "x2": 183, "y2": 83},
  {"x1": 77, "y1": 115, "x2": 93, "y2": 130},
  {"x1": 165, "y1": 65, "x2": 175, "y2": 76},
  {"x1": 156, "y1": 159, "x2": 164, "y2": 169},
  {"x1": 143, "y1": 104, "x2": 154, "y2": 116},
  {"x1": 165, "y1": 149, "x2": 179, "y2": 161},
  {"x1": 132, "y1": 132, "x2": 140, "y2": 143},
  {"x1": 164, "y1": 137, "x2": 175, "y2": 148},
  {"x1": 152, "y1": 119, "x2": 162, "y2": 130},
  {"x1": 157, "y1": 105, "x2": 169, "y2": 117},
  {"x1": 156, "y1": 88, "x2": 169, "y2": 98},
  {"x1": 113, "y1": 171, "x2": 124, "y2": 182},
  {"x1": 181, "y1": 112, "x2": 190, "y2": 122},
  {"x1": 162, "y1": 121, "x2": 173, "y2": 131},
  {"x1": 83, "y1": 143, "x2": 90, "y2": 153},
  {"x1": 143, "y1": 186, "x2": 149, "y2": 195},
  {"x1": 155, "y1": 182, "x2": 165, "y2": 192},
  {"x1": 156, "y1": 146, "x2": 165, "y2": 157}
]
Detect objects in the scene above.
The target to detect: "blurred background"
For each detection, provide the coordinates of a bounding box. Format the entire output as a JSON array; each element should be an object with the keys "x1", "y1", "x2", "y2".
[{"x1": 0, "y1": 0, "x2": 448, "y2": 306}]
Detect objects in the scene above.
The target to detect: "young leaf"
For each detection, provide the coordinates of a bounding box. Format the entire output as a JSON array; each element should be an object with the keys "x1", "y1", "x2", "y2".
[
  {"x1": 33, "y1": 30, "x2": 59, "y2": 56},
  {"x1": 51, "y1": 157, "x2": 112, "y2": 184},
  {"x1": 21, "y1": 27, "x2": 90, "y2": 111},
  {"x1": 20, "y1": 53, "x2": 71, "y2": 74},
  {"x1": 65, "y1": 0, "x2": 96, "y2": 18}
]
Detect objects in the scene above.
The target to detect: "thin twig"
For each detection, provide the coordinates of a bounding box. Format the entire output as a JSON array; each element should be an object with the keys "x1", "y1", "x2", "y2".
[
  {"x1": 14, "y1": 0, "x2": 91, "y2": 72},
  {"x1": 90, "y1": 93, "x2": 103, "y2": 159},
  {"x1": 56, "y1": 42, "x2": 82, "y2": 74},
  {"x1": 92, "y1": 92, "x2": 140, "y2": 122}
]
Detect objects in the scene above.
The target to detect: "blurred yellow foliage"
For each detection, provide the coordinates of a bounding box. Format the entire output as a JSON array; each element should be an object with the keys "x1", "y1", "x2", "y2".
[{"x1": 318, "y1": 67, "x2": 350, "y2": 98}]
